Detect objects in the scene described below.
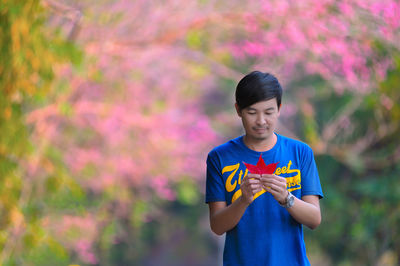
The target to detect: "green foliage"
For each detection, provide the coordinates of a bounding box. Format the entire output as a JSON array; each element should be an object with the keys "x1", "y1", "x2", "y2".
[
  {"x1": 299, "y1": 51, "x2": 400, "y2": 264},
  {"x1": 0, "y1": 0, "x2": 81, "y2": 264},
  {"x1": 176, "y1": 179, "x2": 200, "y2": 205},
  {"x1": 23, "y1": 238, "x2": 69, "y2": 266},
  {"x1": 186, "y1": 29, "x2": 204, "y2": 49}
]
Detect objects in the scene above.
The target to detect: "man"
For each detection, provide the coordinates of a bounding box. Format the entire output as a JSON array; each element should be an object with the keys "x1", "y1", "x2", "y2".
[{"x1": 205, "y1": 71, "x2": 323, "y2": 266}]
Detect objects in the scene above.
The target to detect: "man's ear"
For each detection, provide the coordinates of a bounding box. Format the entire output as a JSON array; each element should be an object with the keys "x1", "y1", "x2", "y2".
[
  {"x1": 235, "y1": 103, "x2": 242, "y2": 117},
  {"x1": 275, "y1": 104, "x2": 281, "y2": 118}
]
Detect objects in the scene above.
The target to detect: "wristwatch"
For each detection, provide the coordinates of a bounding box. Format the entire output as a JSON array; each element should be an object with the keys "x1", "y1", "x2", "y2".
[{"x1": 280, "y1": 192, "x2": 295, "y2": 208}]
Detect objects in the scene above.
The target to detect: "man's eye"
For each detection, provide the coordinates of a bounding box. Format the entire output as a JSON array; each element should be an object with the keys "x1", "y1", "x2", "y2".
[{"x1": 248, "y1": 112, "x2": 256, "y2": 115}]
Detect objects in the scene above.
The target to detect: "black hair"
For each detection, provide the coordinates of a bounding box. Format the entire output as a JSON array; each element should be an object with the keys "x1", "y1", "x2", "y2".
[{"x1": 235, "y1": 71, "x2": 282, "y2": 110}]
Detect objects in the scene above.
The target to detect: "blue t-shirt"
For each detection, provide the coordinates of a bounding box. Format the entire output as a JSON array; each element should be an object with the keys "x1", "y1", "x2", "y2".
[{"x1": 205, "y1": 133, "x2": 323, "y2": 266}]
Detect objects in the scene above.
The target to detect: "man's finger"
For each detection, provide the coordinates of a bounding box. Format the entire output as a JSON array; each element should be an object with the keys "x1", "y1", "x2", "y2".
[
  {"x1": 247, "y1": 173, "x2": 261, "y2": 180},
  {"x1": 262, "y1": 174, "x2": 285, "y2": 181},
  {"x1": 252, "y1": 187, "x2": 263, "y2": 194}
]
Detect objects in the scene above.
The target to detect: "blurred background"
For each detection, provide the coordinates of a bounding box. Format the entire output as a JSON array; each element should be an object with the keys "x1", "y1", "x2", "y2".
[{"x1": 1, "y1": 0, "x2": 400, "y2": 265}]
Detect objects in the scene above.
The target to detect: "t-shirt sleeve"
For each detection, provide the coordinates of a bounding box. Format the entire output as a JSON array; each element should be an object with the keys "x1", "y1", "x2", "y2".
[
  {"x1": 205, "y1": 151, "x2": 226, "y2": 203},
  {"x1": 300, "y1": 146, "x2": 324, "y2": 198}
]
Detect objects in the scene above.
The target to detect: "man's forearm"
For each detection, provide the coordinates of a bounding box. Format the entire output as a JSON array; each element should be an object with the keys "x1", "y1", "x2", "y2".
[
  {"x1": 209, "y1": 197, "x2": 249, "y2": 235},
  {"x1": 286, "y1": 196, "x2": 321, "y2": 229}
]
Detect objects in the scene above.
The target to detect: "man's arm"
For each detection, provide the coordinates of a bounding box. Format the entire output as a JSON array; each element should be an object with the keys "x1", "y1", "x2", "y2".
[
  {"x1": 208, "y1": 198, "x2": 248, "y2": 235},
  {"x1": 286, "y1": 195, "x2": 321, "y2": 229},
  {"x1": 208, "y1": 174, "x2": 262, "y2": 235}
]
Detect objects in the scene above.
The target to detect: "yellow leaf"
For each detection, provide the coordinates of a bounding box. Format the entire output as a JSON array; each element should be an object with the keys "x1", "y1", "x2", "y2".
[
  {"x1": 4, "y1": 107, "x2": 12, "y2": 119},
  {"x1": 10, "y1": 207, "x2": 24, "y2": 227}
]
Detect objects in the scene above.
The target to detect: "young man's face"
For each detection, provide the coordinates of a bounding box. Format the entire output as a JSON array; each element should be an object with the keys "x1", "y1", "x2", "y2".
[{"x1": 235, "y1": 98, "x2": 280, "y2": 141}]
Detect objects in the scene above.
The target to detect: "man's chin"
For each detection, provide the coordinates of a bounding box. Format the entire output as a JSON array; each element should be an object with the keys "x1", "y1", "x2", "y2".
[{"x1": 250, "y1": 134, "x2": 269, "y2": 141}]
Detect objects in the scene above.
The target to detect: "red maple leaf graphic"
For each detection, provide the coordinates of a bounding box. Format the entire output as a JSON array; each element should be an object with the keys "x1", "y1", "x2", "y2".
[{"x1": 243, "y1": 154, "x2": 279, "y2": 175}]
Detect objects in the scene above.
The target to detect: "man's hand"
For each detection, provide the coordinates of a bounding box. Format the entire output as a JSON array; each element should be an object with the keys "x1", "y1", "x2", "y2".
[
  {"x1": 260, "y1": 174, "x2": 288, "y2": 204},
  {"x1": 240, "y1": 173, "x2": 262, "y2": 205}
]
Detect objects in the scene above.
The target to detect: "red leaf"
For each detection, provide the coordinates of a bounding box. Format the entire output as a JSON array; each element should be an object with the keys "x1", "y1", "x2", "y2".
[{"x1": 243, "y1": 154, "x2": 278, "y2": 175}]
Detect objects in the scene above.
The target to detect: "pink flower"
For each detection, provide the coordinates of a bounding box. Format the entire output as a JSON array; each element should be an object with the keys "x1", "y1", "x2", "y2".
[{"x1": 243, "y1": 41, "x2": 265, "y2": 57}]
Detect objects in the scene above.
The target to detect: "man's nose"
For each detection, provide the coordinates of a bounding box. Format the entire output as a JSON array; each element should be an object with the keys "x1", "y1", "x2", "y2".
[{"x1": 256, "y1": 114, "x2": 266, "y2": 125}]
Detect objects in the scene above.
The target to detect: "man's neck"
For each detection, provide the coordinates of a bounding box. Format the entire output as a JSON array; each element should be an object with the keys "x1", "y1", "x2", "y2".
[{"x1": 243, "y1": 133, "x2": 277, "y2": 152}]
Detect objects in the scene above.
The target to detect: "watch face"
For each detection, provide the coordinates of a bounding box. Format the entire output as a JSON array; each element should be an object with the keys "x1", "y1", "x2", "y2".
[
  {"x1": 287, "y1": 194, "x2": 295, "y2": 208},
  {"x1": 280, "y1": 193, "x2": 295, "y2": 208}
]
